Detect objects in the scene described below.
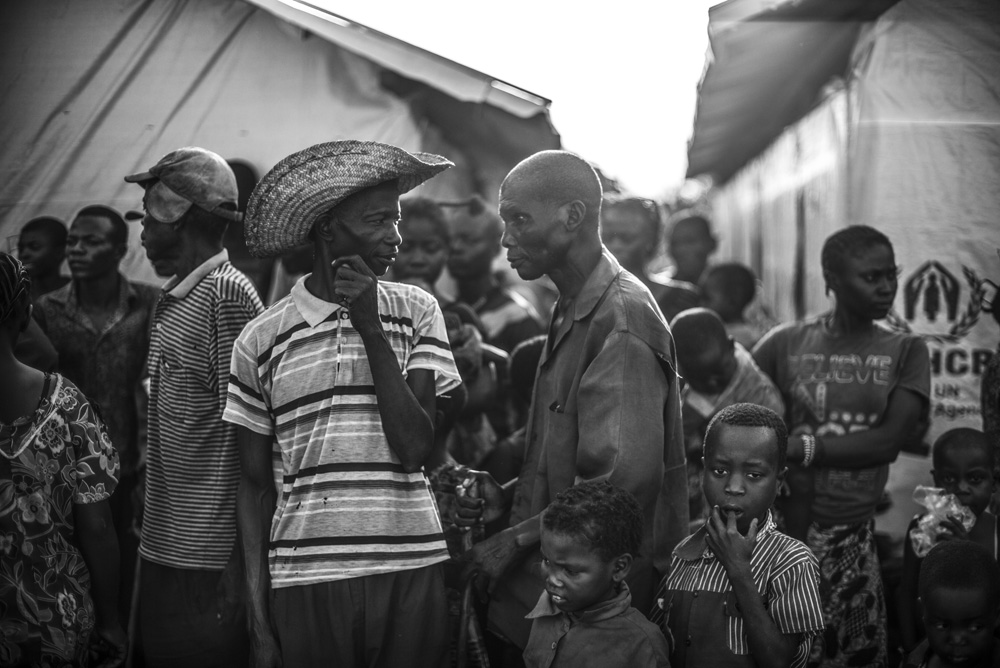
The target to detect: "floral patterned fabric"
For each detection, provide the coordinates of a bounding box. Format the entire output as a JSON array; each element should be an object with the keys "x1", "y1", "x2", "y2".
[{"x1": 0, "y1": 374, "x2": 119, "y2": 667}]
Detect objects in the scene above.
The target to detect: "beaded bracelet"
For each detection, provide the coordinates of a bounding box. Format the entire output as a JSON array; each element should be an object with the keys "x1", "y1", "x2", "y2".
[{"x1": 801, "y1": 434, "x2": 817, "y2": 468}]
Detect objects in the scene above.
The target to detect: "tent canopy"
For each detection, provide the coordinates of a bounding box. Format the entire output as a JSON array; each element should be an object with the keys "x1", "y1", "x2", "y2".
[
  {"x1": 0, "y1": 0, "x2": 559, "y2": 282},
  {"x1": 686, "y1": 0, "x2": 900, "y2": 183},
  {"x1": 247, "y1": 0, "x2": 550, "y2": 119}
]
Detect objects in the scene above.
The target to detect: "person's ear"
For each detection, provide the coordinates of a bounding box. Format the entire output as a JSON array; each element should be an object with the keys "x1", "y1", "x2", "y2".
[
  {"x1": 562, "y1": 200, "x2": 587, "y2": 232},
  {"x1": 777, "y1": 465, "x2": 788, "y2": 486},
  {"x1": 21, "y1": 302, "x2": 34, "y2": 334},
  {"x1": 313, "y1": 215, "x2": 336, "y2": 241},
  {"x1": 612, "y1": 553, "x2": 634, "y2": 582},
  {"x1": 708, "y1": 234, "x2": 718, "y2": 253},
  {"x1": 114, "y1": 243, "x2": 128, "y2": 263},
  {"x1": 823, "y1": 268, "x2": 837, "y2": 297}
]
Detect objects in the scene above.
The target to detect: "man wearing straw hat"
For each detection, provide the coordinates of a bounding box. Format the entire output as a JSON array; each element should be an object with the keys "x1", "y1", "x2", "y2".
[
  {"x1": 125, "y1": 147, "x2": 264, "y2": 667},
  {"x1": 224, "y1": 140, "x2": 462, "y2": 667}
]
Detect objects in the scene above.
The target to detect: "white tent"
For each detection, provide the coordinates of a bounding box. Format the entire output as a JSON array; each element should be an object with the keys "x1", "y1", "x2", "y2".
[
  {"x1": 689, "y1": 0, "x2": 1000, "y2": 443},
  {"x1": 0, "y1": 0, "x2": 559, "y2": 284},
  {"x1": 687, "y1": 0, "x2": 1000, "y2": 534}
]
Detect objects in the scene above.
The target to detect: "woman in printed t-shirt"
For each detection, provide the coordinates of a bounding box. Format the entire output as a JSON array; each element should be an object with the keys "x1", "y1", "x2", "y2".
[{"x1": 753, "y1": 226, "x2": 930, "y2": 668}]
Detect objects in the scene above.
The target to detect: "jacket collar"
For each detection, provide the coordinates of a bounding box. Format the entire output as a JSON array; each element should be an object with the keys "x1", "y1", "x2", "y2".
[
  {"x1": 163, "y1": 249, "x2": 228, "y2": 299},
  {"x1": 290, "y1": 274, "x2": 348, "y2": 328},
  {"x1": 567, "y1": 249, "x2": 621, "y2": 324},
  {"x1": 47, "y1": 273, "x2": 136, "y2": 310},
  {"x1": 525, "y1": 581, "x2": 633, "y2": 624},
  {"x1": 543, "y1": 250, "x2": 621, "y2": 362}
]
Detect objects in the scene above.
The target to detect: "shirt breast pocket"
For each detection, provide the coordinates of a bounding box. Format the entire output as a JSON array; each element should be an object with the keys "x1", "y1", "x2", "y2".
[{"x1": 158, "y1": 356, "x2": 192, "y2": 421}]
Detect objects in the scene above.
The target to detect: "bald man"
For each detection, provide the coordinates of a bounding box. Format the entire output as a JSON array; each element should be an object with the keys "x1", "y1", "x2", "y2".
[
  {"x1": 461, "y1": 150, "x2": 689, "y2": 655},
  {"x1": 447, "y1": 198, "x2": 544, "y2": 353}
]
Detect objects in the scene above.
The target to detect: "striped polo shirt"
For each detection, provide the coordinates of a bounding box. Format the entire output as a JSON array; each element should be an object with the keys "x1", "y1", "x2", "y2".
[
  {"x1": 652, "y1": 512, "x2": 825, "y2": 667},
  {"x1": 140, "y1": 250, "x2": 264, "y2": 570},
  {"x1": 223, "y1": 276, "x2": 461, "y2": 588}
]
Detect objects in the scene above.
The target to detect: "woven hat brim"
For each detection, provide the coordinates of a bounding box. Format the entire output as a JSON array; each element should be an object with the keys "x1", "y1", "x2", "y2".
[{"x1": 245, "y1": 141, "x2": 453, "y2": 258}]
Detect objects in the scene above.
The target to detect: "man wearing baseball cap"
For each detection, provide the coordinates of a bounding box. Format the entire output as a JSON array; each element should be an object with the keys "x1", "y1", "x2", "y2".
[
  {"x1": 223, "y1": 140, "x2": 461, "y2": 667},
  {"x1": 126, "y1": 147, "x2": 264, "y2": 667}
]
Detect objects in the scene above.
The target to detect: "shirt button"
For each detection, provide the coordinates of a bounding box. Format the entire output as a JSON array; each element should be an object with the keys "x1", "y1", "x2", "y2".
[
  {"x1": 693, "y1": 592, "x2": 698, "y2": 598},
  {"x1": 686, "y1": 636, "x2": 692, "y2": 646},
  {"x1": 551, "y1": 642, "x2": 557, "y2": 649}
]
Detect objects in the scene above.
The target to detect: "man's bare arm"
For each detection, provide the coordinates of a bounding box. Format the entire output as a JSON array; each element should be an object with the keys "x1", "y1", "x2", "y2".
[{"x1": 236, "y1": 426, "x2": 282, "y2": 668}]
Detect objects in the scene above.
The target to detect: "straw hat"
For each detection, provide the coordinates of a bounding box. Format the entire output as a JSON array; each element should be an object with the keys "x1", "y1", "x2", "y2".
[{"x1": 245, "y1": 140, "x2": 453, "y2": 257}]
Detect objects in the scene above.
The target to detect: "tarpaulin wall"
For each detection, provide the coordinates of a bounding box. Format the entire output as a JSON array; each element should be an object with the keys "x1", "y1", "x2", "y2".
[
  {"x1": 848, "y1": 0, "x2": 1000, "y2": 441},
  {"x1": 708, "y1": 0, "x2": 1000, "y2": 445},
  {"x1": 0, "y1": 0, "x2": 476, "y2": 284}
]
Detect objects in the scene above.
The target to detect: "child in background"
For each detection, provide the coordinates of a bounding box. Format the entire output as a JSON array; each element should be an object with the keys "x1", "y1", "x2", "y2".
[
  {"x1": 671, "y1": 308, "x2": 785, "y2": 529},
  {"x1": 652, "y1": 403, "x2": 824, "y2": 668},
  {"x1": 16, "y1": 216, "x2": 69, "y2": 300},
  {"x1": 898, "y1": 428, "x2": 998, "y2": 653},
  {"x1": 700, "y1": 262, "x2": 765, "y2": 349},
  {"x1": 902, "y1": 540, "x2": 1000, "y2": 668},
  {"x1": 523, "y1": 481, "x2": 669, "y2": 668},
  {"x1": 395, "y1": 197, "x2": 451, "y2": 299}
]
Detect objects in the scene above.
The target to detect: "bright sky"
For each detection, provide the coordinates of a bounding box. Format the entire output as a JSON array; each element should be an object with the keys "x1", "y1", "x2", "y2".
[{"x1": 314, "y1": 1, "x2": 718, "y2": 198}]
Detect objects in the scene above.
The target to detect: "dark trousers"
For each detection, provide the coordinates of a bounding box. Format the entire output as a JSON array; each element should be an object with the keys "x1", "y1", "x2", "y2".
[
  {"x1": 138, "y1": 558, "x2": 249, "y2": 668},
  {"x1": 272, "y1": 564, "x2": 449, "y2": 668}
]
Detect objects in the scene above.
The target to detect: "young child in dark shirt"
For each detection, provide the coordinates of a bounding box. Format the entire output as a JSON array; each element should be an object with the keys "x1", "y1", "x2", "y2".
[
  {"x1": 652, "y1": 403, "x2": 824, "y2": 668},
  {"x1": 899, "y1": 427, "x2": 998, "y2": 653},
  {"x1": 903, "y1": 540, "x2": 1000, "y2": 668},
  {"x1": 700, "y1": 263, "x2": 763, "y2": 349},
  {"x1": 523, "y1": 481, "x2": 669, "y2": 668}
]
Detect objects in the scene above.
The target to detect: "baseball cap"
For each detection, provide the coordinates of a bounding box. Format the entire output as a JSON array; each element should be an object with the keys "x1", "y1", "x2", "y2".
[{"x1": 124, "y1": 147, "x2": 242, "y2": 223}]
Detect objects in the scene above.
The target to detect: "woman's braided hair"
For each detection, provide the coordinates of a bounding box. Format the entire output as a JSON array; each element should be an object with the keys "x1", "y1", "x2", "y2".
[{"x1": 0, "y1": 252, "x2": 30, "y2": 324}]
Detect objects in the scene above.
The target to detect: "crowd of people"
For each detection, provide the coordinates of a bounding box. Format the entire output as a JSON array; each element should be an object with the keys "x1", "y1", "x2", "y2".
[{"x1": 1, "y1": 139, "x2": 997, "y2": 668}]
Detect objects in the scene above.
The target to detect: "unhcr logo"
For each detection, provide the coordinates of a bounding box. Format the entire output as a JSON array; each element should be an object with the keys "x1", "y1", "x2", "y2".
[{"x1": 885, "y1": 260, "x2": 986, "y2": 344}]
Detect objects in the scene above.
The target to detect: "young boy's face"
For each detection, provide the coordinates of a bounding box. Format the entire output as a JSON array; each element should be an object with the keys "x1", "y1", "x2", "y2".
[
  {"x1": 932, "y1": 445, "x2": 996, "y2": 517},
  {"x1": 921, "y1": 586, "x2": 998, "y2": 667},
  {"x1": 396, "y1": 217, "x2": 448, "y2": 286},
  {"x1": 540, "y1": 529, "x2": 623, "y2": 614},
  {"x1": 703, "y1": 423, "x2": 784, "y2": 534}
]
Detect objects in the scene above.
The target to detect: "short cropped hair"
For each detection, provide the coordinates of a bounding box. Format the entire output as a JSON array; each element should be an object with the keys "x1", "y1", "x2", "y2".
[
  {"x1": 703, "y1": 263, "x2": 756, "y2": 310},
  {"x1": 931, "y1": 427, "x2": 995, "y2": 470},
  {"x1": 603, "y1": 196, "x2": 662, "y2": 243},
  {"x1": 918, "y1": 540, "x2": 1000, "y2": 608},
  {"x1": 705, "y1": 402, "x2": 788, "y2": 470},
  {"x1": 541, "y1": 481, "x2": 643, "y2": 562},
  {"x1": 668, "y1": 212, "x2": 712, "y2": 241},
  {"x1": 401, "y1": 197, "x2": 450, "y2": 244},
  {"x1": 21, "y1": 216, "x2": 68, "y2": 246},
  {"x1": 820, "y1": 225, "x2": 893, "y2": 277},
  {"x1": 75, "y1": 205, "x2": 128, "y2": 245}
]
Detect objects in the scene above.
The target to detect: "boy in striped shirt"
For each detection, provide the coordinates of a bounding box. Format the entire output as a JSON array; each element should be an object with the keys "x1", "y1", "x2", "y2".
[{"x1": 652, "y1": 403, "x2": 824, "y2": 668}]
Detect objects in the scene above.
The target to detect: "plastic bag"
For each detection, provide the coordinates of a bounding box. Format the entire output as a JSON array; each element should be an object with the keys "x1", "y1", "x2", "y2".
[{"x1": 908, "y1": 485, "x2": 977, "y2": 558}]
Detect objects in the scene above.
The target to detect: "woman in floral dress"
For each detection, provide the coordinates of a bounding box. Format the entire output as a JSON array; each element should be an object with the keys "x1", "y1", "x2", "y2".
[{"x1": 0, "y1": 253, "x2": 127, "y2": 667}]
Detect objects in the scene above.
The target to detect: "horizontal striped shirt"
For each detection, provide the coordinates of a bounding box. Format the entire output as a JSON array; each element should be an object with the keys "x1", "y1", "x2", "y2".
[
  {"x1": 223, "y1": 277, "x2": 461, "y2": 588},
  {"x1": 652, "y1": 512, "x2": 824, "y2": 668},
  {"x1": 140, "y1": 251, "x2": 264, "y2": 570}
]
